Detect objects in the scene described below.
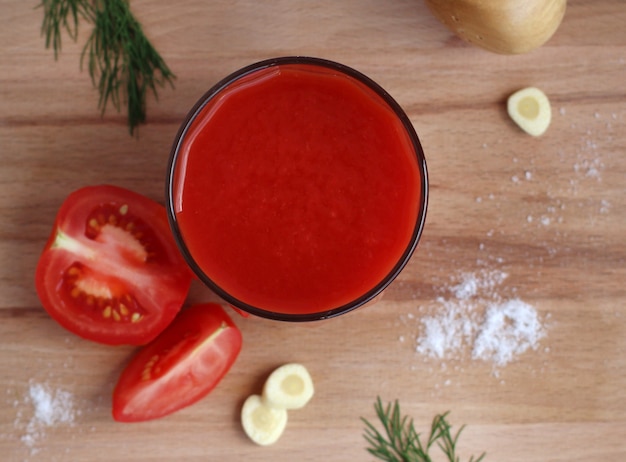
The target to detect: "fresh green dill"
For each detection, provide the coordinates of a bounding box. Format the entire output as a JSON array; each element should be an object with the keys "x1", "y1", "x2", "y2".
[
  {"x1": 362, "y1": 397, "x2": 486, "y2": 462},
  {"x1": 39, "y1": 0, "x2": 176, "y2": 135}
]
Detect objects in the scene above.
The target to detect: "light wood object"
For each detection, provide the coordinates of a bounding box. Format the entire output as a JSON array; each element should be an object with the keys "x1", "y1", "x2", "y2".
[
  {"x1": 425, "y1": 0, "x2": 567, "y2": 54},
  {"x1": 1, "y1": 1, "x2": 624, "y2": 460}
]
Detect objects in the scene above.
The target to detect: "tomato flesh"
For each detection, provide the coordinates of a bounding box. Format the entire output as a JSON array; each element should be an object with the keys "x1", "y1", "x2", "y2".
[
  {"x1": 112, "y1": 303, "x2": 243, "y2": 422},
  {"x1": 35, "y1": 185, "x2": 193, "y2": 345}
]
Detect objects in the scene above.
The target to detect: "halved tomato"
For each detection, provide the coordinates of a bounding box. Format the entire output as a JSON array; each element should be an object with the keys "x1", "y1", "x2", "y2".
[
  {"x1": 35, "y1": 185, "x2": 193, "y2": 345},
  {"x1": 112, "y1": 303, "x2": 243, "y2": 422}
]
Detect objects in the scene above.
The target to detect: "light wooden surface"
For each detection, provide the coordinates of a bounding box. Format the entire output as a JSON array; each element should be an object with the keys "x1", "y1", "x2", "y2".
[{"x1": 1, "y1": 1, "x2": 625, "y2": 460}]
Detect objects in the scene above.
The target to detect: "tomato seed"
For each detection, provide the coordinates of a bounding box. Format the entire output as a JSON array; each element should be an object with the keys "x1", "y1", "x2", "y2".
[{"x1": 141, "y1": 354, "x2": 160, "y2": 381}]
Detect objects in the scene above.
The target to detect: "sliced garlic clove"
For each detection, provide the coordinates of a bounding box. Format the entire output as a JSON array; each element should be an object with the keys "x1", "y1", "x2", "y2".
[
  {"x1": 241, "y1": 394, "x2": 288, "y2": 446},
  {"x1": 262, "y1": 363, "x2": 314, "y2": 410},
  {"x1": 507, "y1": 87, "x2": 552, "y2": 136}
]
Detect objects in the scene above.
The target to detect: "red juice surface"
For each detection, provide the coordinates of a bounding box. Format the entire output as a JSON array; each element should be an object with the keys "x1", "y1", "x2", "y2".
[{"x1": 171, "y1": 62, "x2": 424, "y2": 316}]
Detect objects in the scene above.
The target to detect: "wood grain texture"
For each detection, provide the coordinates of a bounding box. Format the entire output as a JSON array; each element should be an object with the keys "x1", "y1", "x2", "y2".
[{"x1": 1, "y1": 0, "x2": 624, "y2": 460}]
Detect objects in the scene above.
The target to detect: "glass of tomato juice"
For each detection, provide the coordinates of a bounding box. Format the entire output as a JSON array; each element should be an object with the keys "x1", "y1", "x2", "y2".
[{"x1": 166, "y1": 57, "x2": 428, "y2": 322}]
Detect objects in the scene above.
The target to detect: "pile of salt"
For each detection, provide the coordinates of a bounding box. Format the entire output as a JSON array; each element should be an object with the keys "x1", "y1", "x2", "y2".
[{"x1": 414, "y1": 270, "x2": 547, "y2": 371}]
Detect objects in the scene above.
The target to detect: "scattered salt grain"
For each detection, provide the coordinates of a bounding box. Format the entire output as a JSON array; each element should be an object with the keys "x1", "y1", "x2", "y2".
[
  {"x1": 416, "y1": 297, "x2": 479, "y2": 359},
  {"x1": 30, "y1": 383, "x2": 75, "y2": 426},
  {"x1": 414, "y1": 270, "x2": 547, "y2": 373},
  {"x1": 451, "y1": 270, "x2": 507, "y2": 299},
  {"x1": 472, "y1": 299, "x2": 546, "y2": 367},
  {"x1": 20, "y1": 382, "x2": 76, "y2": 453}
]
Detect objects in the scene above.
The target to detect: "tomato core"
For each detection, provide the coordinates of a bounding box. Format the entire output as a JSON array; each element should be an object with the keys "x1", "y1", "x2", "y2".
[{"x1": 62, "y1": 262, "x2": 145, "y2": 324}]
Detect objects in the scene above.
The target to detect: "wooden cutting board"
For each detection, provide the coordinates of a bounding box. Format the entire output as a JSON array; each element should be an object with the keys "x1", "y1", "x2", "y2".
[{"x1": 1, "y1": 1, "x2": 624, "y2": 460}]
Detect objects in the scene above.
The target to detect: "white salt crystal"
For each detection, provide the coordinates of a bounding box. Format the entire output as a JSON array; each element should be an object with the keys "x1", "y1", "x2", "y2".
[
  {"x1": 452, "y1": 277, "x2": 478, "y2": 300},
  {"x1": 20, "y1": 383, "x2": 76, "y2": 451},
  {"x1": 414, "y1": 271, "x2": 546, "y2": 371},
  {"x1": 472, "y1": 299, "x2": 546, "y2": 367},
  {"x1": 29, "y1": 383, "x2": 75, "y2": 426},
  {"x1": 416, "y1": 299, "x2": 477, "y2": 359},
  {"x1": 451, "y1": 270, "x2": 507, "y2": 300}
]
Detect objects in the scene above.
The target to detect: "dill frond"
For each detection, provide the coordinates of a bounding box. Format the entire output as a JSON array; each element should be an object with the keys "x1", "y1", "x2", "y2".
[{"x1": 39, "y1": 0, "x2": 176, "y2": 135}]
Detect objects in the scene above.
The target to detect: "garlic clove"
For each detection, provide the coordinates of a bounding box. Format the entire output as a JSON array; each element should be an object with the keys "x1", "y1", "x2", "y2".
[
  {"x1": 262, "y1": 363, "x2": 314, "y2": 410},
  {"x1": 507, "y1": 87, "x2": 552, "y2": 136},
  {"x1": 241, "y1": 394, "x2": 288, "y2": 446}
]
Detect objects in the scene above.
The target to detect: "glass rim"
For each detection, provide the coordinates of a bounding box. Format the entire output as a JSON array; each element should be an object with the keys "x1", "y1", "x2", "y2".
[{"x1": 166, "y1": 56, "x2": 429, "y2": 322}]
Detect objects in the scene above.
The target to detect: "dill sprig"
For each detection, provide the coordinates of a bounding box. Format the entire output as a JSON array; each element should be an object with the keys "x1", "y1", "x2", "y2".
[
  {"x1": 362, "y1": 397, "x2": 486, "y2": 462},
  {"x1": 39, "y1": 0, "x2": 176, "y2": 135},
  {"x1": 40, "y1": 0, "x2": 90, "y2": 58}
]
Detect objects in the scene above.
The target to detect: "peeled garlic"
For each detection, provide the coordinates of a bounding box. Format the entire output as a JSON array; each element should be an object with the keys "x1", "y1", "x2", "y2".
[
  {"x1": 507, "y1": 87, "x2": 552, "y2": 136},
  {"x1": 241, "y1": 394, "x2": 288, "y2": 446},
  {"x1": 262, "y1": 363, "x2": 314, "y2": 410}
]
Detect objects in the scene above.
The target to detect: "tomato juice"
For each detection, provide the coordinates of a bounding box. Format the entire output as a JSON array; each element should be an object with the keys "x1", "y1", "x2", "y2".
[{"x1": 167, "y1": 57, "x2": 428, "y2": 321}]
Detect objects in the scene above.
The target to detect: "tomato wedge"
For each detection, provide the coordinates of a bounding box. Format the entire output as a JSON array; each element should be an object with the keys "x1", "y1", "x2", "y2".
[
  {"x1": 112, "y1": 303, "x2": 243, "y2": 422},
  {"x1": 35, "y1": 185, "x2": 193, "y2": 345}
]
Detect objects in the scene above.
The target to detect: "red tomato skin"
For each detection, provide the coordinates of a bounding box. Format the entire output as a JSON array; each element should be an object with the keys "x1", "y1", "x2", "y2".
[
  {"x1": 112, "y1": 303, "x2": 243, "y2": 422},
  {"x1": 35, "y1": 185, "x2": 193, "y2": 346},
  {"x1": 228, "y1": 305, "x2": 250, "y2": 318}
]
